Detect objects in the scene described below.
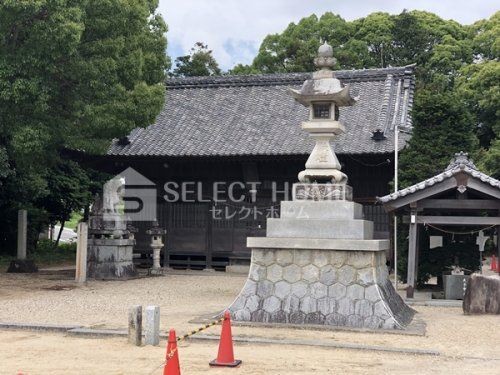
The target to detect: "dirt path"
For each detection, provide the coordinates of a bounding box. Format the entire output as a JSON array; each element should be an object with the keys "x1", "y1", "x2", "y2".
[
  {"x1": 0, "y1": 271, "x2": 499, "y2": 374},
  {"x1": 1, "y1": 331, "x2": 498, "y2": 375}
]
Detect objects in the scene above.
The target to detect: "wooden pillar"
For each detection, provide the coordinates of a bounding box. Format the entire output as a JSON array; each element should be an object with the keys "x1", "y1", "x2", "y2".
[
  {"x1": 497, "y1": 225, "x2": 500, "y2": 276},
  {"x1": 205, "y1": 202, "x2": 213, "y2": 270},
  {"x1": 406, "y1": 206, "x2": 418, "y2": 298},
  {"x1": 414, "y1": 221, "x2": 420, "y2": 286},
  {"x1": 389, "y1": 212, "x2": 395, "y2": 272},
  {"x1": 163, "y1": 203, "x2": 170, "y2": 268}
]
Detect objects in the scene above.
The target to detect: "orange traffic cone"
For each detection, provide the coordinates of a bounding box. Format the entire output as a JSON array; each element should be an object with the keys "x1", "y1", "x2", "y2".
[
  {"x1": 209, "y1": 311, "x2": 242, "y2": 367},
  {"x1": 492, "y1": 255, "x2": 498, "y2": 271},
  {"x1": 163, "y1": 329, "x2": 181, "y2": 375}
]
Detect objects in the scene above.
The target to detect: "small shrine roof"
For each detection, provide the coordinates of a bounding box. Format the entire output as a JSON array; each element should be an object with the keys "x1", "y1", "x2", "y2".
[{"x1": 378, "y1": 152, "x2": 500, "y2": 208}]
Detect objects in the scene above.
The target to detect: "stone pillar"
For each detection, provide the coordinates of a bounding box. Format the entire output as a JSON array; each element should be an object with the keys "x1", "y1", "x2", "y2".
[
  {"x1": 144, "y1": 305, "x2": 160, "y2": 346},
  {"x1": 7, "y1": 209, "x2": 37, "y2": 273},
  {"x1": 75, "y1": 222, "x2": 88, "y2": 283},
  {"x1": 17, "y1": 209, "x2": 27, "y2": 260},
  {"x1": 128, "y1": 305, "x2": 142, "y2": 346}
]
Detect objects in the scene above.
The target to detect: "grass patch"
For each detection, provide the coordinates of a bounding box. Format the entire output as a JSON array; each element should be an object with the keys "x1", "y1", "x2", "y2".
[
  {"x1": 32, "y1": 240, "x2": 76, "y2": 265},
  {"x1": 0, "y1": 240, "x2": 76, "y2": 269},
  {"x1": 64, "y1": 211, "x2": 83, "y2": 231}
]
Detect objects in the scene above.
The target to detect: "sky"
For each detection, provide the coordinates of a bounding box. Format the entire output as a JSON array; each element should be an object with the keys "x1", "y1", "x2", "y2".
[{"x1": 158, "y1": 0, "x2": 498, "y2": 70}]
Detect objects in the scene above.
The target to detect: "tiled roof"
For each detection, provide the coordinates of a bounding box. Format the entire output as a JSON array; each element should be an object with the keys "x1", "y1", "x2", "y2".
[
  {"x1": 378, "y1": 152, "x2": 500, "y2": 203},
  {"x1": 108, "y1": 66, "x2": 415, "y2": 157}
]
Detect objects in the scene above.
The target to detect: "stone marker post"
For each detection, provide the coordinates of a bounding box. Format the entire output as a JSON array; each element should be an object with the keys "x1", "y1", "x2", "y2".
[
  {"x1": 17, "y1": 209, "x2": 27, "y2": 260},
  {"x1": 128, "y1": 305, "x2": 142, "y2": 346},
  {"x1": 75, "y1": 222, "x2": 88, "y2": 283},
  {"x1": 145, "y1": 305, "x2": 160, "y2": 346}
]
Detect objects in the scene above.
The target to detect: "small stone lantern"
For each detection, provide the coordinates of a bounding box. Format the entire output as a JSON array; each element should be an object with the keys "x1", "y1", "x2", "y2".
[{"x1": 146, "y1": 221, "x2": 166, "y2": 275}]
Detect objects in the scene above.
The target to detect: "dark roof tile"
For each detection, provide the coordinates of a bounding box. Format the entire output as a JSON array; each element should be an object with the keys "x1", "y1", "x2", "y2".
[{"x1": 108, "y1": 66, "x2": 415, "y2": 157}]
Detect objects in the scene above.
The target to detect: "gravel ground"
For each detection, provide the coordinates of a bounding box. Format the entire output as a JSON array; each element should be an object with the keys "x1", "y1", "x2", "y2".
[
  {"x1": 0, "y1": 269, "x2": 499, "y2": 374},
  {"x1": 0, "y1": 269, "x2": 244, "y2": 332},
  {"x1": 1, "y1": 331, "x2": 498, "y2": 375}
]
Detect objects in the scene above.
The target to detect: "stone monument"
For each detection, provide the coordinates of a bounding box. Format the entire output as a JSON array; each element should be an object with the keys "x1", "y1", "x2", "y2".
[
  {"x1": 227, "y1": 42, "x2": 414, "y2": 329},
  {"x1": 87, "y1": 176, "x2": 137, "y2": 279},
  {"x1": 7, "y1": 209, "x2": 38, "y2": 273}
]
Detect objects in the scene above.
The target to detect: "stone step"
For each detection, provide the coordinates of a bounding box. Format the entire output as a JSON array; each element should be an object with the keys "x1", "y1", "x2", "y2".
[
  {"x1": 266, "y1": 218, "x2": 373, "y2": 240},
  {"x1": 247, "y1": 237, "x2": 389, "y2": 251},
  {"x1": 280, "y1": 201, "x2": 363, "y2": 220}
]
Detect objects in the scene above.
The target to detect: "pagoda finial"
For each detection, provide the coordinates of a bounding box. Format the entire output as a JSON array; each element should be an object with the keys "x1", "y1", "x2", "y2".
[{"x1": 314, "y1": 41, "x2": 336, "y2": 70}]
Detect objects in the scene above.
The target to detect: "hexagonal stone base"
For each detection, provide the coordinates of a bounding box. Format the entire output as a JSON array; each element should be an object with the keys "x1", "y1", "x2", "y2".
[{"x1": 228, "y1": 248, "x2": 414, "y2": 330}]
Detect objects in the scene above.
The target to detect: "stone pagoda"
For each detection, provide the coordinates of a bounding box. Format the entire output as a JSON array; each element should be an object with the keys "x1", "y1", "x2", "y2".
[{"x1": 227, "y1": 42, "x2": 414, "y2": 329}]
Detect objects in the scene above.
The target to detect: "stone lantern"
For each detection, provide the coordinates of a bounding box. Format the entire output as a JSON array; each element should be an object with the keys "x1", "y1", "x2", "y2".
[
  {"x1": 146, "y1": 220, "x2": 166, "y2": 275},
  {"x1": 226, "y1": 42, "x2": 415, "y2": 330},
  {"x1": 289, "y1": 41, "x2": 356, "y2": 186}
]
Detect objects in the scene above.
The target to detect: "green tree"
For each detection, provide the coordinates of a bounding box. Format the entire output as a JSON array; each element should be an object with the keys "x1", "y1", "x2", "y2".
[
  {"x1": 457, "y1": 61, "x2": 500, "y2": 147},
  {"x1": 228, "y1": 64, "x2": 262, "y2": 75},
  {"x1": 351, "y1": 12, "x2": 394, "y2": 68},
  {"x1": 172, "y1": 42, "x2": 221, "y2": 77},
  {"x1": 399, "y1": 90, "x2": 476, "y2": 187},
  {"x1": 391, "y1": 11, "x2": 466, "y2": 68},
  {"x1": 252, "y1": 13, "x2": 356, "y2": 72},
  {"x1": 0, "y1": 0, "x2": 169, "y2": 254},
  {"x1": 482, "y1": 139, "x2": 500, "y2": 179},
  {"x1": 469, "y1": 11, "x2": 500, "y2": 60},
  {"x1": 245, "y1": 10, "x2": 470, "y2": 75},
  {"x1": 457, "y1": 13, "x2": 500, "y2": 176}
]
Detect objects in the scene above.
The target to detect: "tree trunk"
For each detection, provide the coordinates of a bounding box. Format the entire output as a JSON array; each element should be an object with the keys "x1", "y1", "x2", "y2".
[
  {"x1": 55, "y1": 221, "x2": 65, "y2": 247},
  {"x1": 83, "y1": 205, "x2": 90, "y2": 222}
]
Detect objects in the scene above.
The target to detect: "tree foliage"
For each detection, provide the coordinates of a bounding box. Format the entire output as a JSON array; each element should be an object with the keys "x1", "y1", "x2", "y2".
[
  {"x1": 172, "y1": 42, "x2": 221, "y2": 77},
  {"x1": 398, "y1": 91, "x2": 476, "y2": 187},
  {"x1": 0, "y1": 0, "x2": 169, "y2": 254},
  {"x1": 459, "y1": 12, "x2": 500, "y2": 178},
  {"x1": 248, "y1": 10, "x2": 468, "y2": 73}
]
